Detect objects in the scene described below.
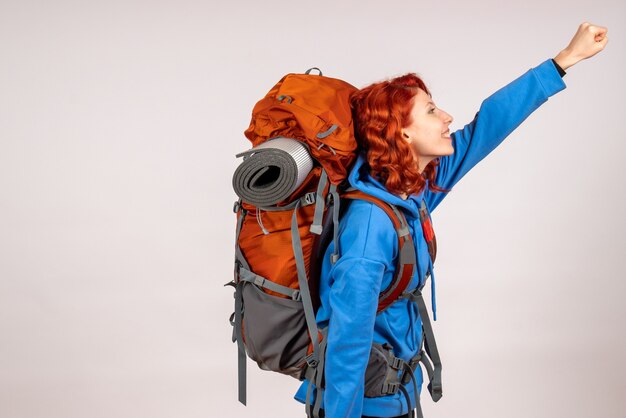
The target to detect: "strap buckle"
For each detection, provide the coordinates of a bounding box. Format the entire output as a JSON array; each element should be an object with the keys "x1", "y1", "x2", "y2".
[
  {"x1": 305, "y1": 353, "x2": 319, "y2": 368},
  {"x1": 409, "y1": 353, "x2": 422, "y2": 369},
  {"x1": 253, "y1": 275, "x2": 266, "y2": 287},
  {"x1": 301, "y1": 192, "x2": 316, "y2": 206},
  {"x1": 391, "y1": 356, "x2": 405, "y2": 370},
  {"x1": 400, "y1": 287, "x2": 421, "y2": 301},
  {"x1": 381, "y1": 382, "x2": 399, "y2": 394},
  {"x1": 401, "y1": 351, "x2": 423, "y2": 384}
]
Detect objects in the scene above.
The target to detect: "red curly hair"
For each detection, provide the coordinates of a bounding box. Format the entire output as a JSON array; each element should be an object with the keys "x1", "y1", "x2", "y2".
[{"x1": 350, "y1": 73, "x2": 450, "y2": 197}]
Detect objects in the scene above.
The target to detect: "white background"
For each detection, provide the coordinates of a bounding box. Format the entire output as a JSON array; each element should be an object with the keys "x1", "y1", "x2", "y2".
[{"x1": 1, "y1": 1, "x2": 625, "y2": 417}]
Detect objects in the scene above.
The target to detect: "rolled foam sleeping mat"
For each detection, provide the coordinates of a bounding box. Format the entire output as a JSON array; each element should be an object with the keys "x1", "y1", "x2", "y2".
[{"x1": 232, "y1": 136, "x2": 314, "y2": 207}]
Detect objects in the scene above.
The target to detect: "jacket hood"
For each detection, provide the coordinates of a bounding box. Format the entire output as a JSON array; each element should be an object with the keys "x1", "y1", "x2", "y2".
[{"x1": 348, "y1": 152, "x2": 425, "y2": 219}]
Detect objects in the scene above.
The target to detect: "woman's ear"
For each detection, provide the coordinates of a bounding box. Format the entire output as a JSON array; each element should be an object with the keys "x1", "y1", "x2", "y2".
[{"x1": 402, "y1": 130, "x2": 411, "y2": 140}]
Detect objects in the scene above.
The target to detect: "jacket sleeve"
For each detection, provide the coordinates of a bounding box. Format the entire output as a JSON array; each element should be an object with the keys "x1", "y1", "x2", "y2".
[
  {"x1": 426, "y1": 58, "x2": 567, "y2": 212},
  {"x1": 322, "y1": 201, "x2": 397, "y2": 418}
]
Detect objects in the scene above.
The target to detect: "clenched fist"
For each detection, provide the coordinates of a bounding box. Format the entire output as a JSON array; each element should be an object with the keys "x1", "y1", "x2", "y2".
[{"x1": 554, "y1": 22, "x2": 608, "y2": 70}]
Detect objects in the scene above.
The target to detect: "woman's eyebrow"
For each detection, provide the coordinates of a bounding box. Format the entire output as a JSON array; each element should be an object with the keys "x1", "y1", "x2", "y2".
[{"x1": 424, "y1": 101, "x2": 436, "y2": 108}]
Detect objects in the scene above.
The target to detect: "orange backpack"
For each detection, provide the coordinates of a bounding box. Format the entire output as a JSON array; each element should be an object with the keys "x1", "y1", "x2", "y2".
[{"x1": 228, "y1": 68, "x2": 417, "y2": 408}]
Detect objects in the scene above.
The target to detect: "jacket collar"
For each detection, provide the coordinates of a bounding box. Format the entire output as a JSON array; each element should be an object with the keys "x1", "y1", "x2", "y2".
[{"x1": 348, "y1": 153, "x2": 425, "y2": 219}]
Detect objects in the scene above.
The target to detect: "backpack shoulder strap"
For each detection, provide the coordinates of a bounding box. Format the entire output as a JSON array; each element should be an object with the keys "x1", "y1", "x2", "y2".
[{"x1": 340, "y1": 190, "x2": 416, "y2": 313}]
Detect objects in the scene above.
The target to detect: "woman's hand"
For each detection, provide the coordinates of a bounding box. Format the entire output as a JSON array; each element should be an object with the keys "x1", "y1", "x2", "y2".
[{"x1": 553, "y1": 22, "x2": 608, "y2": 70}]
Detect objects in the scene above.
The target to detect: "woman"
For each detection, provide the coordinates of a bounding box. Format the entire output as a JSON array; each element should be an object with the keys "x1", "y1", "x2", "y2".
[{"x1": 295, "y1": 22, "x2": 608, "y2": 418}]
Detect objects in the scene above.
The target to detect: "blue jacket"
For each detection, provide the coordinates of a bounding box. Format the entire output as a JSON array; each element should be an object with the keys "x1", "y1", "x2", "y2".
[{"x1": 295, "y1": 58, "x2": 567, "y2": 417}]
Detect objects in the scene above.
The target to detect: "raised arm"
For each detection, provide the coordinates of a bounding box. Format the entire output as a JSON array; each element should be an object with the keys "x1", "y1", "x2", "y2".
[
  {"x1": 426, "y1": 58, "x2": 566, "y2": 211},
  {"x1": 426, "y1": 22, "x2": 608, "y2": 212}
]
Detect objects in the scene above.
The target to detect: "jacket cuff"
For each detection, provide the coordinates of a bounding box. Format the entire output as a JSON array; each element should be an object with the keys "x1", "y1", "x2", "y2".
[
  {"x1": 534, "y1": 58, "x2": 567, "y2": 98},
  {"x1": 550, "y1": 58, "x2": 566, "y2": 77}
]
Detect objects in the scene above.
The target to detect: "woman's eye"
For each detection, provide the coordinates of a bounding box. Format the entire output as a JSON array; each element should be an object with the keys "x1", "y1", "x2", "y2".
[{"x1": 429, "y1": 108, "x2": 436, "y2": 113}]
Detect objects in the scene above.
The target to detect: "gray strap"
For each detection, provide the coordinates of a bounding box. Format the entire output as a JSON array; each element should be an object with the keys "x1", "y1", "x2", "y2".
[
  {"x1": 291, "y1": 201, "x2": 320, "y2": 364},
  {"x1": 235, "y1": 207, "x2": 250, "y2": 271},
  {"x1": 239, "y1": 267, "x2": 301, "y2": 300},
  {"x1": 403, "y1": 365, "x2": 423, "y2": 418},
  {"x1": 304, "y1": 364, "x2": 316, "y2": 382},
  {"x1": 402, "y1": 350, "x2": 432, "y2": 384},
  {"x1": 398, "y1": 385, "x2": 413, "y2": 417},
  {"x1": 316, "y1": 124, "x2": 338, "y2": 139},
  {"x1": 418, "y1": 350, "x2": 434, "y2": 383},
  {"x1": 305, "y1": 381, "x2": 314, "y2": 418},
  {"x1": 380, "y1": 221, "x2": 416, "y2": 300},
  {"x1": 312, "y1": 385, "x2": 322, "y2": 418},
  {"x1": 233, "y1": 207, "x2": 248, "y2": 405},
  {"x1": 399, "y1": 237, "x2": 417, "y2": 265},
  {"x1": 390, "y1": 204, "x2": 411, "y2": 237},
  {"x1": 310, "y1": 169, "x2": 328, "y2": 235},
  {"x1": 329, "y1": 184, "x2": 341, "y2": 264},
  {"x1": 312, "y1": 328, "x2": 328, "y2": 418},
  {"x1": 234, "y1": 283, "x2": 246, "y2": 405},
  {"x1": 397, "y1": 225, "x2": 410, "y2": 238},
  {"x1": 390, "y1": 203, "x2": 416, "y2": 287},
  {"x1": 255, "y1": 192, "x2": 317, "y2": 212},
  {"x1": 411, "y1": 290, "x2": 443, "y2": 402}
]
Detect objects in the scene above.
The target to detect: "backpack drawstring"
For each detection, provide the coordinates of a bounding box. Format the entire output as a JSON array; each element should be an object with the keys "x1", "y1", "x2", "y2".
[
  {"x1": 427, "y1": 257, "x2": 437, "y2": 322},
  {"x1": 316, "y1": 142, "x2": 337, "y2": 155},
  {"x1": 256, "y1": 208, "x2": 269, "y2": 235}
]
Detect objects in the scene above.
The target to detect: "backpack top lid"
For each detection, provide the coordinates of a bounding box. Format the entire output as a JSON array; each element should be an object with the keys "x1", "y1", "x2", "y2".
[{"x1": 243, "y1": 69, "x2": 359, "y2": 185}]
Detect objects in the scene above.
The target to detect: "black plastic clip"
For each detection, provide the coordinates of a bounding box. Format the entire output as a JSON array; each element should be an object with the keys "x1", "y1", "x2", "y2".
[
  {"x1": 382, "y1": 382, "x2": 399, "y2": 394},
  {"x1": 391, "y1": 357, "x2": 405, "y2": 370}
]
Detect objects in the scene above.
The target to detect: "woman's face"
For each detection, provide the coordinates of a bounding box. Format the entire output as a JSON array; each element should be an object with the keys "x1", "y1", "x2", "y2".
[{"x1": 401, "y1": 88, "x2": 454, "y2": 172}]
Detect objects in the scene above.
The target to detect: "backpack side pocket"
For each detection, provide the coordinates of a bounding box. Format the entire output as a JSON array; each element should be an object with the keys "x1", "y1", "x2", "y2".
[
  {"x1": 364, "y1": 343, "x2": 403, "y2": 398},
  {"x1": 241, "y1": 281, "x2": 310, "y2": 376}
]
